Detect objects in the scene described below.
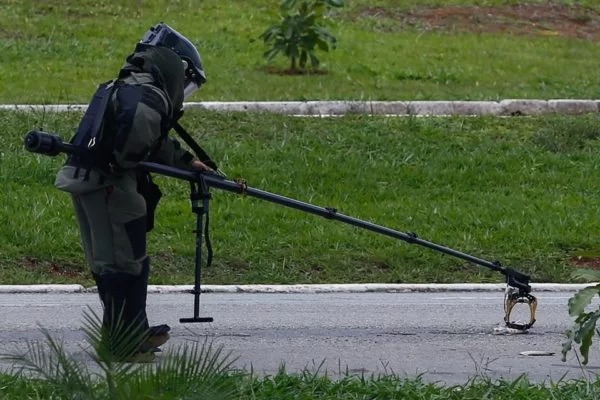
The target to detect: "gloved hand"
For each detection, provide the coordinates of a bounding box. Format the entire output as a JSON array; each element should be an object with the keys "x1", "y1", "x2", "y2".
[{"x1": 190, "y1": 159, "x2": 214, "y2": 171}]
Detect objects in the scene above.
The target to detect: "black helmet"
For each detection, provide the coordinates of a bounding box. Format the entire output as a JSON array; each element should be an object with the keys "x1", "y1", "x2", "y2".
[{"x1": 140, "y1": 23, "x2": 206, "y2": 98}]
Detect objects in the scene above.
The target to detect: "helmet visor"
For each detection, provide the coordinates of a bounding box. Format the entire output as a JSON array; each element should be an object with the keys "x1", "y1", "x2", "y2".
[
  {"x1": 182, "y1": 59, "x2": 202, "y2": 98},
  {"x1": 184, "y1": 81, "x2": 199, "y2": 99}
]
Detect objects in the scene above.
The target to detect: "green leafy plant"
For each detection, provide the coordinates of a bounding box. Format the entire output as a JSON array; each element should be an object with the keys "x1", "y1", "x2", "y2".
[
  {"x1": 260, "y1": 0, "x2": 344, "y2": 71},
  {"x1": 2, "y1": 308, "x2": 238, "y2": 399},
  {"x1": 562, "y1": 269, "x2": 600, "y2": 365}
]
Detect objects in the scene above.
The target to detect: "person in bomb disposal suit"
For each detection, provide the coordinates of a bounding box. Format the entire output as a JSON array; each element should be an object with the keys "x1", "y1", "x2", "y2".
[{"x1": 55, "y1": 23, "x2": 213, "y2": 362}]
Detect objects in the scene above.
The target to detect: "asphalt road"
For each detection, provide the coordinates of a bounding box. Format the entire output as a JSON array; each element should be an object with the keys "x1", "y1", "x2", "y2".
[{"x1": 0, "y1": 290, "x2": 597, "y2": 385}]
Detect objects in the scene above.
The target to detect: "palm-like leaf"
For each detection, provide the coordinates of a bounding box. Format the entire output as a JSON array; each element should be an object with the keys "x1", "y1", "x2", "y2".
[
  {"x1": 80, "y1": 306, "x2": 144, "y2": 396},
  {"x1": 2, "y1": 308, "x2": 238, "y2": 399},
  {"x1": 128, "y1": 339, "x2": 238, "y2": 399},
  {"x1": 2, "y1": 327, "x2": 96, "y2": 399}
]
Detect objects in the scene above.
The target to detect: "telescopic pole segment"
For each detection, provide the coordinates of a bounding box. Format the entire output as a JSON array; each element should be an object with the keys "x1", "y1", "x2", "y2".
[{"x1": 179, "y1": 179, "x2": 214, "y2": 323}]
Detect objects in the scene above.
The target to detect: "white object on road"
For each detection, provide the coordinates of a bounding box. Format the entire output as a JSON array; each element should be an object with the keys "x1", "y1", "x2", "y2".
[{"x1": 519, "y1": 351, "x2": 555, "y2": 356}]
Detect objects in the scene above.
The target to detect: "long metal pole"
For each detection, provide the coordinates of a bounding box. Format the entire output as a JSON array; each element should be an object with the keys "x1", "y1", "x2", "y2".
[
  {"x1": 20, "y1": 132, "x2": 531, "y2": 292},
  {"x1": 139, "y1": 162, "x2": 531, "y2": 291}
]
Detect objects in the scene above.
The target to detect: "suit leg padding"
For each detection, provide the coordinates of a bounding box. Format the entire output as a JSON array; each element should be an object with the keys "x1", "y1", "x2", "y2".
[{"x1": 95, "y1": 259, "x2": 150, "y2": 356}]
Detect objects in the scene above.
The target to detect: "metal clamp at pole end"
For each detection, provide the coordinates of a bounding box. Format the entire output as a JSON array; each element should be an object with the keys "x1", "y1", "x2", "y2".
[{"x1": 504, "y1": 287, "x2": 537, "y2": 331}]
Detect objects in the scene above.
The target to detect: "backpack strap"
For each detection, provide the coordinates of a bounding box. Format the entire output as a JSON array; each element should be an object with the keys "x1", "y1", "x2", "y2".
[
  {"x1": 171, "y1": 120, "x2": 218, "y2": 171},
  {"x1": 169, "y1": 117, "x2": 217, "y2": 268}
]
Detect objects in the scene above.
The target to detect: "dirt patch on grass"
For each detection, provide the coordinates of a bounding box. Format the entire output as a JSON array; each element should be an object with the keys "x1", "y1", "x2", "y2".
[
  {"x1": 22, "y1": 256, "x2": 88, "y2": 280},
  {"x1": 363, "y1": 3, "x2": 600, "y2": 41},
  {"x1": 263, "y1": 65, "x2": 330, "y2": 76},
  {"x1": 571, "y1": 256, "x2": 600, "y2": 270}
]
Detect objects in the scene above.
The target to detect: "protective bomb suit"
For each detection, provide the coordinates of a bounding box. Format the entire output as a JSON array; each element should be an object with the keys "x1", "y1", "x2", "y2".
[{"x1": 55, "y1": 23, "x2": 210, "y2": 362}]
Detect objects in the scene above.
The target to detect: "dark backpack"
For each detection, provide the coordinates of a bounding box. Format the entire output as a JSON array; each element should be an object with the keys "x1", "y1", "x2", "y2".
[{"x1": 67, "y1": 80, "x2": 117, "y2": 170}]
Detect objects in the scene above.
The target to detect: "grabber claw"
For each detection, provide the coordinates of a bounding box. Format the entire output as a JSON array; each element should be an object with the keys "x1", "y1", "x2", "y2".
[{"x1": 503, "y1": 286, "x2": 537, "y2": 331}]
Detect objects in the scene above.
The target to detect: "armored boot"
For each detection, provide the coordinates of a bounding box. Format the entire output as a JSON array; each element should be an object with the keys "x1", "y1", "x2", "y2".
[
  {"x1": 93, "y1": 259, "x2": 170, "y2": 360},
  {"x1": 147, "y1": 324, "x2": 171, "y2": 349},
  {"x1": 93, "y1": 261, "x2": 151, "y2": 362},
  {"x1": 128, "y1": 258, "x2": 171, "y2": 351}
]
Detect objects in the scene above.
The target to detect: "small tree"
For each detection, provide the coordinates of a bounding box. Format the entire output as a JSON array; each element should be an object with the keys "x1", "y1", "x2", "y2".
[{"x1": 260, "y1": 0, "x2": 344, "y2": 72}]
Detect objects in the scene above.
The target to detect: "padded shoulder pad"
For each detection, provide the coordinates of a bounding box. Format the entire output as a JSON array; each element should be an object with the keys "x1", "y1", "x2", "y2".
[
  {"x1": 141, "y1": 86, "x2": 169, "y2": 117},
  {"x1": 116, "y1": 84, "x2": 168, "y2": 119}
]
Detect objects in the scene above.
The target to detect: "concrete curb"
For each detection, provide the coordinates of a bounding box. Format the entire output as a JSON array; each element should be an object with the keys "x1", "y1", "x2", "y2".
[
  {"x1": 2, "y1": 100, "x2": 599, "y2": 116},
  {"x1": 0, "y1": 283, "x2": 595, "y2": 294},
  {"x1": 186, "y1": 100, "x2": 600, "y2": 116}
]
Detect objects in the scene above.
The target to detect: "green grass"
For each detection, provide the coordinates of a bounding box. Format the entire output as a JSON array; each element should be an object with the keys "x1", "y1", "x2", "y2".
[
  {"x1": 2, "y1": 110, "x2": 599, "y2": 285},
  {"x1": 2, "y1": 0, "x2": 600, "y2": 103},
  {"x1": 4, "y1": 369, "x2": 600, "y2": 399}
]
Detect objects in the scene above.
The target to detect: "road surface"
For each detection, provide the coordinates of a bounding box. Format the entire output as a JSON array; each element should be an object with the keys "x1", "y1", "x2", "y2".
[{"x1": 0, "y1": 290, "x2": 597, "y2": 385}]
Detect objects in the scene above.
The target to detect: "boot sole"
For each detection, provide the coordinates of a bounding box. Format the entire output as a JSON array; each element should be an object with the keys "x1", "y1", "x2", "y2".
[
  {"x1": 146, "y1": 333, "x2": 170, "y2": 348},
  {"x1": 126, "y1": 351, "x2": 156, "y2": 363}
]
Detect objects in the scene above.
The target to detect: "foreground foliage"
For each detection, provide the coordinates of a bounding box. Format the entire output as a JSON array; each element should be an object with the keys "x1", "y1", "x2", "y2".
[
  {"x1": 4, "y1": 362, "x2": 600, "y2": 399},
  {"x1": 563, "y1": 269, "x2": 600, "y2": 366},
  {"x1": 1, "y1": 310, "x2": 237, "y2": 399}
]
